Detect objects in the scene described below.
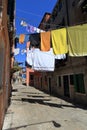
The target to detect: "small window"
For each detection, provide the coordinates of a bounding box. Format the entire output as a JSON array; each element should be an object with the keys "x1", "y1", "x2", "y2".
[
  {"x1": 30, "y1": 75, "x2": 34, "y2": 80},
  {"x1": 58, "y1": 1, "x2": 62, "y2": 11},
  {"x1": 80, "y1": 0, "x2": 87, "y2": 13},
  {"x1": 70, "y1": 75, "x2": 74, "y2": 85},
  {"x1": 59, "y1": 76, "x2": 61, "y2": 87},
  {"x1": 57, "y1": 76, "x2": 61, "y2": 87},
  {"x1": 45, "y1": 76, "x2": 47, "y2": 82}
]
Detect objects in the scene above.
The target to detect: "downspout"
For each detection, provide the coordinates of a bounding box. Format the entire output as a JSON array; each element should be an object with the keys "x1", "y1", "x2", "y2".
[{"x1": 65, "y1": 0, "x2": 69, "y2": 26}]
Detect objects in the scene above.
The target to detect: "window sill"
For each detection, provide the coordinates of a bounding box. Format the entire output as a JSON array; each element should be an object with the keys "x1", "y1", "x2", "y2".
[{"x1": 76, "y1": 92, "x2": 86, "y2": 96}]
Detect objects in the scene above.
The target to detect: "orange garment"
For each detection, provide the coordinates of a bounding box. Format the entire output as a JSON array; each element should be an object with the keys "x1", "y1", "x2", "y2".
[
  {"x1": 40, "y1": 31, "x2": 50, "y2": 51},
  {"x1": 19, "y1": 34, "x2": 25, "y2": 44}
]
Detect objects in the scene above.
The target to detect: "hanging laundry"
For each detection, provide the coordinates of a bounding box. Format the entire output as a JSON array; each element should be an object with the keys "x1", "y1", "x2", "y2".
[
  {"x1": 24, "y1": 35, "x2": 29, "y2": 42},
  {"x1": 26, "y1": 24, "x2": 44, "y2": 33},
  {"x1": 19, "y1": 34, "x2": 25, "y2": 44},
  {"x1": 29, "y1": 33, "x2": 40, "y2": 48},
  {"x1": 51, "y1": 28, "x2": 68, "y2": 55},
  {"x1": 15, "y1": 37, "x2": 19, "y2": 48},
  {"x1": 55, "y1": 54, "x2": 66, "y2": 59},
  {"x1": 26, "y1": 24, "x2": 35, "y2": 33},
  {"x1": 26, "y1": 49, "x2": 34, "y2": 66},
  {"x1": 26, "y1": 41, "x2": 30, "y2": 51},
  {"x1": 68, "y1": 24, "x2": 87, "y2": 56},
  {"x1": 21, "y1": 49, "x2": 26, "y2": 55},
  {"x1": 36, "y1": 28, "x2": 40, "y2": 33},
  {"x1": 32, "y1": 48, "x2": 55, "y2": 71},
  {"x1": 20, "y1": 20, "x2": 27, "y2": 26},
  {"x1": 40, "y1": 31, "x2": 50, "y2": 51},
  {"x1": 14, "y1": 48, "x2": 20, "y2": 55},
  {"x1": 26, "y1": 47, "x2": 67, "y2": 71}
]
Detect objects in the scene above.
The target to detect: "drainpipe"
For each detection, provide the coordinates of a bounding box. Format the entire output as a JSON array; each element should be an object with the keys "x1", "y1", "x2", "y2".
[{"x1": 65, "y1": 0, "x2": 69, "y2": 26}]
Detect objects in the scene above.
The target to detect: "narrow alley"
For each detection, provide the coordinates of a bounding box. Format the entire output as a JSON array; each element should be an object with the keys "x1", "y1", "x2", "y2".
[{"x1": 2, "y1": 83, "x2": 87, "y2": 130}]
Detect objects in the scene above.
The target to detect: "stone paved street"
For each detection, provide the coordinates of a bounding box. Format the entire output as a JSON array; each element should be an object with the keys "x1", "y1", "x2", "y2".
[{"x1": 2, "y1": 83, "x2": 87, "y2": 130}]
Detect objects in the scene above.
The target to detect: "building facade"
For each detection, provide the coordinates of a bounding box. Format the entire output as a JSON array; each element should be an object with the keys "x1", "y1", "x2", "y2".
[
  {"x1": 33, "y1": 0, "x2": 87, "y2": 105},
  {"x1": 38, "y1": 12, "x2": 51, "y2": 31},
  {"x1": 0, "y1": 0, "x2": 15, "y2": 129},
  {"x1": 45, "y1": 0, "x2": 87, "y2": 30}
]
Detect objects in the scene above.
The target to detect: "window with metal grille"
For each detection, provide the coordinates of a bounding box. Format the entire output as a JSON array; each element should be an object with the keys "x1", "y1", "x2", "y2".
[{"x1": 74, "y1": 73, "x2": 85, "y2": 94}]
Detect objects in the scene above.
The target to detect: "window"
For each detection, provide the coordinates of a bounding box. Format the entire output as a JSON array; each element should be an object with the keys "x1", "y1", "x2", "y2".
[
  {"x1": 30, "y1": 75, "x2": 34, "y2": 80},
  {"x1": 70, "y1": 75, "x2": 74, "y2": 85},
  {"x1": 57, "y1": 76, "x2": 61, "y2": 87},
  {"x1": 78, "y1": 0, "x2": 87, "y2": 13},
  {"x1": 44, "y1": 76, "x2": 47, "y2": 85},
  {"x1": 59, "y1": 76, "x2": 61, "y2": 87},
  {"x1": 74, "y1": 73, "x2": 85, "y2": 93},
  {"x1": 45, "y1": 76, "x2": 47, "y2": 82},
  {"x1": 58, "y1": 1, "x2": 62, "y2": 11}
]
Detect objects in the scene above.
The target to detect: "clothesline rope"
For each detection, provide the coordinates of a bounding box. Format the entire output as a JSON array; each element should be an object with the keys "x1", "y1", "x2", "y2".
[{"x1": 16, "y1": 15, "x2": 87, "y2": 28}]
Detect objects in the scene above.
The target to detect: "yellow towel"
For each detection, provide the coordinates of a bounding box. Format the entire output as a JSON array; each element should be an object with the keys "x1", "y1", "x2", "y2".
[
  {"x1": 19, "y1": 34, "x2": 25, "y2": 44},
  {"x1": 51, "y1": 28, "x2": 68, "y2": 55},
  {"x1": 40, "y1": 31, "x2": 50, "y2": 51},
  {"x1": 68, "y1": 24, "x2": 87, "y2": 56}
]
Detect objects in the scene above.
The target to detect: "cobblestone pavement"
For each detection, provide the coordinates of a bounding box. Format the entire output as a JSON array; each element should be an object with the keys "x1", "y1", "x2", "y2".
[{"x1": 2, "y1": 83, "x2": 87, "y2": 130}]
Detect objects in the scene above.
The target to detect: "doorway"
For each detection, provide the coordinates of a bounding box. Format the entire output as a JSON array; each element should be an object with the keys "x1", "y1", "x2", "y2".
[
  {"x1": 40, "y1": 77, "x2": 42, "y2": 89},
  {"x1": 63, "y1": 75, "x2": 70, "y2": 97},
  {"x1": 48, "y1": 77, "x2": 52, "y2": 94}
]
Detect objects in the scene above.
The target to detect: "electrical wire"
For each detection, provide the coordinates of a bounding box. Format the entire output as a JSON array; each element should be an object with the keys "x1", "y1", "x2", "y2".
[
  {"x1": 16, "y1": 0, "x2": 57, "y2": 18},
  {"x1": 16, "y1": 9, "x2": 42, "y2": 18},
  {"x1": 16, "y1": 15, "x2": 87, "y2": 29},
  {"x1": 16, "y1": 15, "x2": 63, "y2": 28}
]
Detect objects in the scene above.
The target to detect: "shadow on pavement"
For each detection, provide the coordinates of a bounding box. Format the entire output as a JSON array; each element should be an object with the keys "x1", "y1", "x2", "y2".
[
  {"x1": 4, "y1": 120, "x2": 61, "y2": 130},
  {"x1": 11, "y1": 86, "x2": 87, "y2": 110},
  {"x1": 22, "y1": 92, "x2": 43, "y2": 95},
  {"x1": 12, "y1": 89, "x2": 18, "y2": 92},
  {"x1": 21, "y1": 97, "x2": 76, "y2": 109}
]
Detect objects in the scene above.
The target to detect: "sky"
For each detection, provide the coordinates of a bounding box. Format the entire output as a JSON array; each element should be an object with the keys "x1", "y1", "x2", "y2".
[{"x1": 15, "y1": 0, "x2": 57, "y2": 67}]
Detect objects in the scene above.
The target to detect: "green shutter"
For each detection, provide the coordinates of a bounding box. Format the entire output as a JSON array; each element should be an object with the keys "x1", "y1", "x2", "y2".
[{"x1": 74, "y1": 74, "x2": 85, "y2": 93}]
